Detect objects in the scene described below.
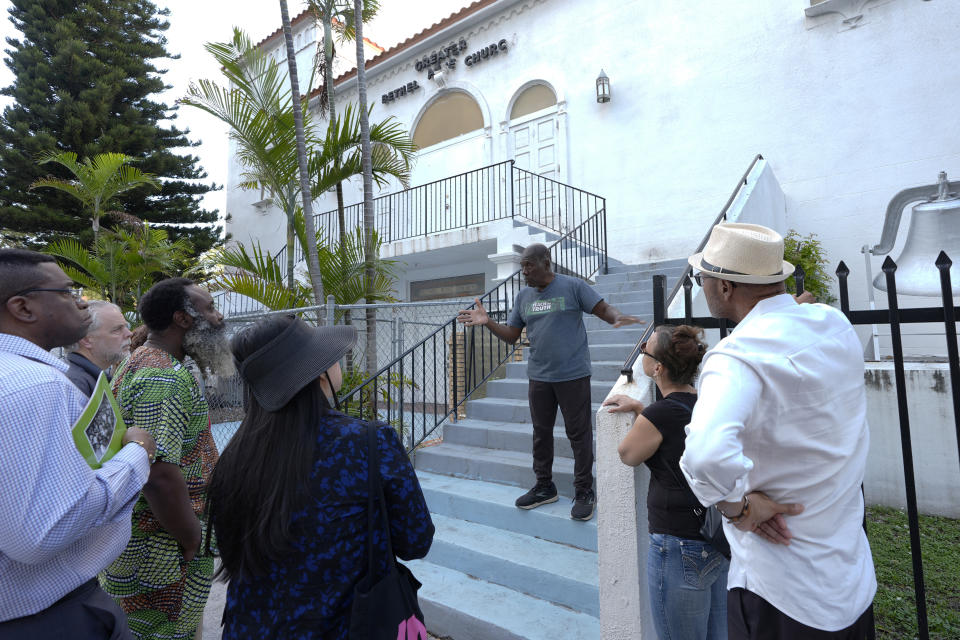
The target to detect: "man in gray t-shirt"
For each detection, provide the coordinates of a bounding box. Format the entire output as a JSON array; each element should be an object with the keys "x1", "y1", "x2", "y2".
[{"x1": 458, "y1": 244, "x2": 641, "y2": 521}]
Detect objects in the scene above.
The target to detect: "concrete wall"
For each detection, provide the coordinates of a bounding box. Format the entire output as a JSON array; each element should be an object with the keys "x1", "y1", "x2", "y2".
[{"x1": 863, "y1": 362, "x2": 960, "y2": 518}]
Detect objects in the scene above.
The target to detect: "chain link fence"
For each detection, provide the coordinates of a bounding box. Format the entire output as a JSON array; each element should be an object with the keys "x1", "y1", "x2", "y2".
[{"x1": 206, "y1": 298, "x2": 483, "y2": 449}]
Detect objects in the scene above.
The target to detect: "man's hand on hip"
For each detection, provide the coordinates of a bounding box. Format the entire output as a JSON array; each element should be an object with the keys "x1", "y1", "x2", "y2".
[{"x1": 728, "y1": 491, "x2": 804, "y2": 545}]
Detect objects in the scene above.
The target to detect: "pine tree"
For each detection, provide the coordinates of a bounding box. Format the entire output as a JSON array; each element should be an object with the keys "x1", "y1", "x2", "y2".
[{"x1": 0, "y1": 0, "x2": 221, "y2": 253}]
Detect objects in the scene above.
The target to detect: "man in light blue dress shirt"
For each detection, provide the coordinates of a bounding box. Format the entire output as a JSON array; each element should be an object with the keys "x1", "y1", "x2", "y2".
[{"x1": 0, "y1": 249, "x2": 157, "y2": 639}]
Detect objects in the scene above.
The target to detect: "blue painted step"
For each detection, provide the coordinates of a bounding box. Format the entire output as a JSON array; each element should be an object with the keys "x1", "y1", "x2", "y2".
[
  {"x1": 423, "y1": 514, "x2": 599, "y2": 616},
  {"x1": 408, "y1": 561, "x2": 600, "y2": 640},
  {"x1": 416, "y1": 471, "x2": 597, "y2": 552}
]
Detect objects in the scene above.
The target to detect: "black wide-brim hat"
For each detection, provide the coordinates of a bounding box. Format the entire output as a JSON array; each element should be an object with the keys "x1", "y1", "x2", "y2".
[{"x1": 236, "y1": 317, "x2": 358, "y2": 412}]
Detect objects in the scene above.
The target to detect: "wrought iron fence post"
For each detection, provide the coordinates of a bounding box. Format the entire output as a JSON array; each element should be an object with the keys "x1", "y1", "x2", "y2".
[
  {"x1": 881, "y1": 256, "x2": 930, "y2": 640},
  {"x1": 794, "y1": 264, "x2": 806, "y2": 296},
  {"x1": 602, "y1": 202, "x2": 608, "y2": 274},
  {"x1": 653, "y1": 274, "x2": 667, "y2": 327},
  {"x1": 936, "y1": 251, "x2": 960, "y2": 476}
]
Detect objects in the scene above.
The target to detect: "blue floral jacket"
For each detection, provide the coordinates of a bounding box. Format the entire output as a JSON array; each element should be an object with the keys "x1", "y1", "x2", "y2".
[{"x1": 218, "y1": 413, "x2": 435, "y2": 639}]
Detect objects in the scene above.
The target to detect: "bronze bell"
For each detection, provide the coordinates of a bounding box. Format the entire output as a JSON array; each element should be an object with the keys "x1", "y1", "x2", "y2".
[{"x1": 870, "y1": 171, "x2": 960, "y2": 296}]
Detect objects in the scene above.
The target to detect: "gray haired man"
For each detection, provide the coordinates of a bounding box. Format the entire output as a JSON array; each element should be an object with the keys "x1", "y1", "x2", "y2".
[{"x1": 65, "y1": 300, "x2": 133, "y2": 396}]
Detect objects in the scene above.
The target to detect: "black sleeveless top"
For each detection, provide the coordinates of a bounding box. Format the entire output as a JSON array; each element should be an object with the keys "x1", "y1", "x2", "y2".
[{"x1": 641, "y1": 392, "x2": 703, "y2": 539}]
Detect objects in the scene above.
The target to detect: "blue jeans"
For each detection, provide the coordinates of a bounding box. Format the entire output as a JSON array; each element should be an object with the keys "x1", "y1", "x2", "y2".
[{"x1": 648, "y1": 532, "x2": 729, "y2": 640}]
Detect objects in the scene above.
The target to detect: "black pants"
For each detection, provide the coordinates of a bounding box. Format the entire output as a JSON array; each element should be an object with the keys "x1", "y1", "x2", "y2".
[
  {"x1": 0, "y1": 579, "x2": 132, "y2": 640},
  {"x1": 528, "y1": 377, "x2": 593, "y2": 492},
  {"x1": 728, "y1": 587, "x2": 873, "y2": 640}
]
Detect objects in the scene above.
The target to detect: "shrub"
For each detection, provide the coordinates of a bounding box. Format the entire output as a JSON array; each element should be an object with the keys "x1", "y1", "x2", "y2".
[{"x1": 784, "y1": 229, "x2": 837, "y2": 304}]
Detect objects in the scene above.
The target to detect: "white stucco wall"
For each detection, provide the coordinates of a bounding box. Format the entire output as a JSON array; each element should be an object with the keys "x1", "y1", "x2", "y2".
[{"x1": 229, "y1": 0, "x2": 960, "y2": 319}]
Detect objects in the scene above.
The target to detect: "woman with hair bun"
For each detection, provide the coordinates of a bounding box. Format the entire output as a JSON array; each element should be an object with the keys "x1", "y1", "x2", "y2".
[{"x1": 604, "y1": 324, "x2": 728, "y2": 640}]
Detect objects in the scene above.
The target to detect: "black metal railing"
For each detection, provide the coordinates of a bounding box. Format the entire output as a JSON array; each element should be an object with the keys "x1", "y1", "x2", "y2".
[
  {"x1": 338, "y1": 208, "x2": 608, "y2": 451},
  {"x1": 620, "y1": 154, "x2": 764, "y2": 381},
  {"x1": 271, "y1": 159, "x2": 607, "y2": 270},
  {"x1": 647, "y1": 253, "x2": 960, "y2": 640}
]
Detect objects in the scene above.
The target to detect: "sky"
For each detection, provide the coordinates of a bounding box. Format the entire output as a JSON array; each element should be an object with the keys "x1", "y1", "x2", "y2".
[{"x1": 0, "y1": 0, "x2": 468, "y2": 234}]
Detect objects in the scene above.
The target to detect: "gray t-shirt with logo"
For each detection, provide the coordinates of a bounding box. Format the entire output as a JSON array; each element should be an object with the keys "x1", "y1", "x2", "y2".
[{"x1": 506, "y1": 274, "x2": 603, "y2": 382}]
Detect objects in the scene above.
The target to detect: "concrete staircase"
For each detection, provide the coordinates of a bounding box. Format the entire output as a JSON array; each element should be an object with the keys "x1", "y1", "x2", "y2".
[{"x1": 409, "y1": 258, "x2": 688, "y2": 640}]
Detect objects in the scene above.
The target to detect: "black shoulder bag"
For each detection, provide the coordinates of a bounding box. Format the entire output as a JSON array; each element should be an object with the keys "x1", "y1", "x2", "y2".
[
  {"x1": 661, "y1": 397, "x2": 731, "y2": 560},
  {"x1": 349, "y1": 424, "x2": 427, "y2": 639}
]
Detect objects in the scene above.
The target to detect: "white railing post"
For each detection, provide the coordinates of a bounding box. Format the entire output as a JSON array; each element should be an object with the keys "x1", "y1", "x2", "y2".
[{"x1": 596, "y1": 373, "x2": 656, "y2": 639}]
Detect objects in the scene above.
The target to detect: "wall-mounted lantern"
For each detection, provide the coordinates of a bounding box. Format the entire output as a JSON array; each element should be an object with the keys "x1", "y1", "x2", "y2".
[{"x1": 596, "y1": 69, "x2": 610, "y2": 103}]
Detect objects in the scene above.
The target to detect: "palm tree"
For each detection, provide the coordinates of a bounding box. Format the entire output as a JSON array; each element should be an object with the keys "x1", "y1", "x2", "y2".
[
  {"x1": 211, "y1": 215, "x2": 397, "y2": 313},
  {"x1": 354, "y1": 0, "x2": 378, "y2": 374},
  {"x1": 311, "y1": 102, "x2": 415, "y2": 199},
  {"x1": 30, "y1": 152, "x2": 160, "y2": 245},
  {"x1": 307, "y1": 0, "x2": 381, "y2": 236},
  {"x1": 46, "y1": 222, "x2": 191, "y2": 315},
  {"x1": 279, "y1": 0, "x2": 326, "y2": 309},
  {"x1": 182, "y1": 29, "x2": 414, "y2": 296}
]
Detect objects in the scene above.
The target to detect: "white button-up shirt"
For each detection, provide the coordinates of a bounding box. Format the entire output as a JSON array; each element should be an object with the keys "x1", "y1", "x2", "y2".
[
  {"x1": 0, "y1": 333, "x2": 150, "y2": 620},
  {"x1": 680, "y1": 294, "x2": 876, "y2": 631}
]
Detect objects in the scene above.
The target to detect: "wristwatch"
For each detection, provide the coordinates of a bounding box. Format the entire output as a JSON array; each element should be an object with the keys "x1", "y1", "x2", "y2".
[{"x1": 719, "y1": 496, "x2": 750, "y2": 523}]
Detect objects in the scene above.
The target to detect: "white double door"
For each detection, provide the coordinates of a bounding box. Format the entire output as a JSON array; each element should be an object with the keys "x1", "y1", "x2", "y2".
[{"x1": 509, "y1": 108, "x2": 564, "y2": 230}]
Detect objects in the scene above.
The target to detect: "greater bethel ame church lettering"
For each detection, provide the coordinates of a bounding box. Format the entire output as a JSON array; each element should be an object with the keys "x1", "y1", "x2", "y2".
[{"x1": 413, "y1": 37, "x2": 509, "y2": 80}]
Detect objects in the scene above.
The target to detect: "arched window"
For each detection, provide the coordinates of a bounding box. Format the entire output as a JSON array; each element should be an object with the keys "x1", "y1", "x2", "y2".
[
  {"x1": 413, "y1": 92, "x2": 484, "y2": 149},
  {"x1": 510, "y1": 84, "x2": 557, "y2": 120}
]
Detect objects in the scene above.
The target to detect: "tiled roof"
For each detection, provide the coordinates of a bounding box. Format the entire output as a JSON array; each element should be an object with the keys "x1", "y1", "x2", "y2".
[{"x1": 308, "y1": 0, "x2": 499, "y2": 98}]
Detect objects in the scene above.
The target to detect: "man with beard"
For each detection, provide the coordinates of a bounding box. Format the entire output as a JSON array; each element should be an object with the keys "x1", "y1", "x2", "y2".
[
  {"x1": 102, "y1": 278, "x2": 231, "y2": 640},
  {"x1": 0, "y1": 249, "x2": 156, "y2": 639},
  {"x1": 457, "y1": 244, "x2": 642, "y2": 521},
  {"x1": 65, "y1": 300, "x2": 133, "y2": 396}
]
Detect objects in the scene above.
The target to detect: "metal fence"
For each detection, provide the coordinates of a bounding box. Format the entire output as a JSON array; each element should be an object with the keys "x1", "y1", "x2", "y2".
[
  {"x1": 646, "y1": 253, "x2": 960, "y2": 640},
  {"x1": 208, "y1": 298, "x2": 480, "y2": 432}
]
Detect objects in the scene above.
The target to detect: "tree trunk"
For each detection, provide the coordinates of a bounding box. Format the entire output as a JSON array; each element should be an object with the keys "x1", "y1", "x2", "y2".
[
  {"x1": 354, "y1": 0, "x2": 377, "y2": 374},
  {"x1": 286, "y1": 206, "x2": 295, "y2": 291},
  {"x1": 280, "y1": 0, "x2": 325, "y2": 312},
  {"x1": 322, "y1": 16, "x2": 347, "y2": 241}
]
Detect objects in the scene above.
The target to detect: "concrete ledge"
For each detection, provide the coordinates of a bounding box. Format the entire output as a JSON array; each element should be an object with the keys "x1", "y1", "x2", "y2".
[{"x1": 596, "y1": 374, "x2": 656, "y2": 639}]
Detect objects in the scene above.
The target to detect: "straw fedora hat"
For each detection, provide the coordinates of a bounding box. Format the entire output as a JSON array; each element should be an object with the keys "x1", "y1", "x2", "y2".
[
  {"x1": 687, "y1": 223, "x2": 795, "y2": 284},
  {"x1": 234, "y1": 316, "x2": 358, "y2": 411}
]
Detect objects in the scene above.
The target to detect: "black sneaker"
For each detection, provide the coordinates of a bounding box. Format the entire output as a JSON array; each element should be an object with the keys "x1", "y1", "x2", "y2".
[
  {"x1": 515, "y1": 482, "x2": 559, "y2": 509},
  {"x1": 571, "y1": 489, "x2": 596, "y2": 521}
]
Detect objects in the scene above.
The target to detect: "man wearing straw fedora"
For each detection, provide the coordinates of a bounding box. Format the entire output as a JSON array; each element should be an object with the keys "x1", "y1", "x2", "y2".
[{"x1": 679, "y1": 223, "x2": 876, "y2": 639}]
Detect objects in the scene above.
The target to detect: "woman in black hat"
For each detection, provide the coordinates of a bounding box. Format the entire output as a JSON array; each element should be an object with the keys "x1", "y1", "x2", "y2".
[{"x1": 206, "y1": 314, "x2": 434, "y2": 639}]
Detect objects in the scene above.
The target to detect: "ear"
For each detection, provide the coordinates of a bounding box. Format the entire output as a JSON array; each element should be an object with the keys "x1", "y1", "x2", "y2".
[
  {"x1": 172, "y1": 309, "x2": 194, "y2": 331},
  {"x1": 3, "y1": 296, "x2": 38, "y2": 324},
  {"x1": 720, "y1": 280, "x2": 737, "y2": 300},
  {"x1": 78, "y1": 334, "x2": 94, "y2": 349}
]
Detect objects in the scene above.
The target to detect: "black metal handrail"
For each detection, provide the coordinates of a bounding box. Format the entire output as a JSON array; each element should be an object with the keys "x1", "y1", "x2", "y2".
[
  {"x1": 271, "y1": 159, "x2": 609, "y2": 271},
  {"x1": 338, "y1": 208, "x2": 608, "y2": 452},
  {"x1": 620, "y1": 154, "x2": 764, "y2": 382}
]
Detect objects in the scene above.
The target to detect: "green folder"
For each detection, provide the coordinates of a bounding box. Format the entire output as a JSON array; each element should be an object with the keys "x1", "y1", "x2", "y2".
[{"x1": 71, "y1": 372, "x2": 128, "y2": 469}]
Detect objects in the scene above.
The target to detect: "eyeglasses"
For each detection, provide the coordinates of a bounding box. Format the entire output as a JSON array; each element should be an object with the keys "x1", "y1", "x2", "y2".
[
  {"x1": 639, "y1": 340, "x2": 662, "y2": 363},
  {"x1": 13, "y1": 287, "x2": 85, "y2": 302},
  {"x1": 692, "y1": 272, "x2": 712, "y2": 287},
  {"x1": 692, "y1": 272, "x2": 735, "y2": 288}
]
